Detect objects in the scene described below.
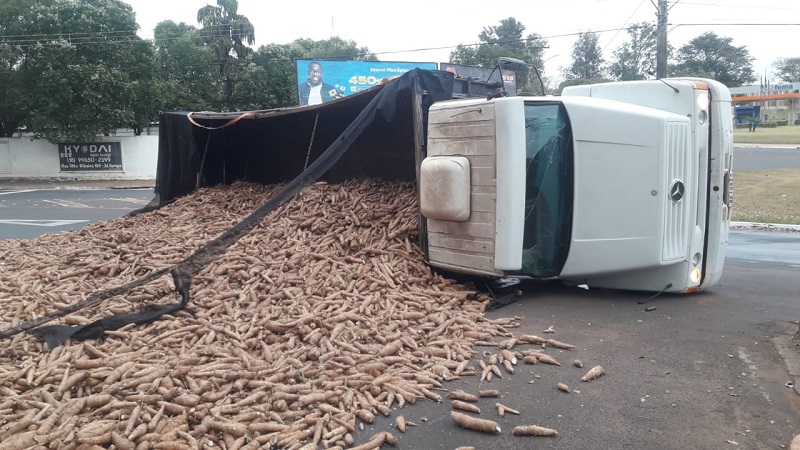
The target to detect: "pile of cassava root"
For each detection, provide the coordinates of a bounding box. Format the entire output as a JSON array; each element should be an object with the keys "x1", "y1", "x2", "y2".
[{"x1": 0, "y1": 179, "x2": 584, "y2": 449}]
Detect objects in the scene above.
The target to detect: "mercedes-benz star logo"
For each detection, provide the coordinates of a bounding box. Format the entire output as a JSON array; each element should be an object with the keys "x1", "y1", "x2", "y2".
[{"x1": 670, "y1": 180, "x2": 685, "y2": 203}]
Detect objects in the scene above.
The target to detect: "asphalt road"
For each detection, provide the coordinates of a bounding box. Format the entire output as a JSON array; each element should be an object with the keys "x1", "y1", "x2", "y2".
[
  {"x1": 734, "y1": 145, "x2": 800, "y2": 172},
  {"x1": 727, "y1": 230, "x2": 800, "y2": 267},
  {"x1": 350, "y1": 256, "x2": 800, "y2": 449},
  {"x1": 0, "y1": 188, "x2": 155, "y2": 239}
]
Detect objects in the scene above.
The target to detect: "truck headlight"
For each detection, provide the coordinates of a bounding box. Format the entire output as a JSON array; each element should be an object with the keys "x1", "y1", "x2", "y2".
[
  {"x1": 689, "y1": 268, "x2": 702, "y2": 284},
  {"x1": 696, "y1": 92, "x2": 709, "y2": 124}
]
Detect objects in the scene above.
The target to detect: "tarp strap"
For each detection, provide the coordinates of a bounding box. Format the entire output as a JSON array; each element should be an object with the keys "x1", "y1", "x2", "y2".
[
  {"x1": 186, "y1": 111, "x2": 257, "y2": 130},
  {"x1": 25, "y1": 268, "x2": 192, "y2": 348}
]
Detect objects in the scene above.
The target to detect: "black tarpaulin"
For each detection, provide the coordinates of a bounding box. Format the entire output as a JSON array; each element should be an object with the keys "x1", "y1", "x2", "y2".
[
  {"x1": 5, "y1": 69, "x2": 458, "y2": 346},
  {"x1": 155, "y1": 68, "x2": 456, "y2": 205}
]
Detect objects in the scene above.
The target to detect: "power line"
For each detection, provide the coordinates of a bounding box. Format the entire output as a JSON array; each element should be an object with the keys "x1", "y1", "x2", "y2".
[
  {"x1": 668, "y1": 22, "x2": 800, "y2": 33},
  {"x1": 2, "y1": 22, "x2": 796, "y2": 73},
  {"x1": 0, "y1": 29, "x2": 142, "y2": 40},
  {"x1": 677, "y1": 1, "x2": 799, "y2": 10},
  {"x1": 2, "y1": 21, "x2": 796, "y2": 51},
  {"x1": 601, "y1": 0, "x2": 648, "y2": 52},
  {"x1": 0, "y1": 27, "x2": 257, "y2": 46},
  {"x1": 672, "y1": 22, "x2": 799, "y2": 27}
]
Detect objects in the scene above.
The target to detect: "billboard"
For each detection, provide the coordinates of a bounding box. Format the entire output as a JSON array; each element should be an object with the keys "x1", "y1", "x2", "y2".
[
  {"x1": 296, "y1": 60, "x2": 437, "y2": 106},
  {"x1": 58, "y1": 142, "x2": 123, "y2": 171}
]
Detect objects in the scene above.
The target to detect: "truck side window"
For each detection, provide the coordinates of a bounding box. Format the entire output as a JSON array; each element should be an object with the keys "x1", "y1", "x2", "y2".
[{"x1": 519, "y1": 102, "x2": 574, "y2": 278}]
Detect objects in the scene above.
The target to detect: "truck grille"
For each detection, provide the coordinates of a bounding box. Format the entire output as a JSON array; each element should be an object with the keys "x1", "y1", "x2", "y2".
[{"x1": 662, "y1": 122, "x2": 691, "y2": 261}]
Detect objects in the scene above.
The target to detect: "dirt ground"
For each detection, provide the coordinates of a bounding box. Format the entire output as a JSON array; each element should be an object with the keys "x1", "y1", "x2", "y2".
[{"x1": 731, "y1": 168, "x2": 800, "y2": 225}]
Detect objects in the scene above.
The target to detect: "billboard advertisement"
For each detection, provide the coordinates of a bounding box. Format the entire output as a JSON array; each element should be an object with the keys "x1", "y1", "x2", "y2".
[{"x1": 296, "y1": 59, "x2": 437, "y2": 106}]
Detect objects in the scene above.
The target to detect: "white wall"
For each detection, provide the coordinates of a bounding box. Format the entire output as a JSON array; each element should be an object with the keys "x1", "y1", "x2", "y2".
[{"x1": 0, "y1": 135, "x2": 158, "y2": 181}]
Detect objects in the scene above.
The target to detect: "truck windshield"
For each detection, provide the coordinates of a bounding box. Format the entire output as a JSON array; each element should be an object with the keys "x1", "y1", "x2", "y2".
[{"x1": 517, "y1": 101, "x2": 573, "y2": 278}]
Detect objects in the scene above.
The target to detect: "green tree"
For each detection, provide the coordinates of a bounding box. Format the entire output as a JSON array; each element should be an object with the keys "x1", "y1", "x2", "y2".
[
  {"x1": 231, "y1": 44, "x2": 300, "y2": 110},
  {"x1": 0, "y1": 0, "x2": 39, "y2": 137},
  {"x1": 197, "y1": 0, "x2": 255, "y2": 110},
  {"x1": 126, "y1": 41, "x2": 161, "y2": 136},
  {"x1": 773, "y1": 57, "x2": 800, "y2": 82},
  {"x1": 291, "y1": 36, "x2": 376, "y2": 61},
  {"x1": 672, "y1": 32, "x2": 755, "y2": 87},
  {"x1": 229, "y1": 63, "x2": 276, "y2": 111},
  {"x1": 1, "y1": 0, "x2": 159, "y2": 141},
  {"x1": 153, "y1": 20, "x2": 219, "y2": 111},
  {"x1": 448, "y1": 17, "x2": 549, "y2": 94},
  {"x1": 565, "y1": 32, "x2": 606, "y2": 80},
  {"x1": 609, "y1": 23, "x2": 658, "y2": 81},
  {"x1": 231, "y1": 37, "x2": 376, "y2": 110}
]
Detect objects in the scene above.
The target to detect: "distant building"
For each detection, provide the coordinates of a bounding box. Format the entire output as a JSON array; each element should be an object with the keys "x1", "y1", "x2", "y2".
[{"x1": 729, "y1": 82, "x2": 799, "y2": 125}]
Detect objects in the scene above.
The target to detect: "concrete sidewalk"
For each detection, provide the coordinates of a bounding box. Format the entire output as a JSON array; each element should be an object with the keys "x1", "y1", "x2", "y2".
[
  {"x1": 735, "y1": 143, "x2": 800, "y2": 149},
  {"x1": 731, "y1": 221, "x2": 800, "y2": 233},
  {"x1": 0, "y1": 178, "x2": 155, "y2": 190}
]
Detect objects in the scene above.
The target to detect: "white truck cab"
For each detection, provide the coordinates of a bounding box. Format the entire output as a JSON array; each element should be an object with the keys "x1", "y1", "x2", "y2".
[{"x1": 419, "y1": 78, "x2": 733, "y2": 293}]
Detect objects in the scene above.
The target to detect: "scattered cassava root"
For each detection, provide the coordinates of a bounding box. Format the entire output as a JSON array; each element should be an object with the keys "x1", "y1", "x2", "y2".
[
  {"x1": 495, "y1": 402, "x2": 520, "y2": 417},
  {"x1": 0, "y1": 180, "x2": 596, "y2": 447},
  {"x1": 452, "y1": 400, "x2": 481, "y2": 413},
  {"x1": 512, "y1": 424, "x2": 559, "y2": 436},
  {"x1": 395, "y1": 415, "x2": 416, "y2": 432},
  {"x1": 479, "y1": 390, "x2": 501, "y2": 398},
  {"x1": 581, "y1": 365, "x2": 606, "y2": 381},
  {"x1": 348, "y1": 431, "x2": 397, "y2": 450},
  {"x1": 450, "y1": 411, "x2": 501, "y2": 435},
  {"x1": 447, "y1": 390, "x2": 479, "y2": 403}
]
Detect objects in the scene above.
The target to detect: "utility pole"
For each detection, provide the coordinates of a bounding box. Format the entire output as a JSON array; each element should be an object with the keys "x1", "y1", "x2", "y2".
[{"x1": 656, "y1": 0, "x2": 668, "y2": 78}]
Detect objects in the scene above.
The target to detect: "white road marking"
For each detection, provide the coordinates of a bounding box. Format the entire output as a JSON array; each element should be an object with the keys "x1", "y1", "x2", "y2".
[
  {"x1": 43, "y1": 199, "x2": 91, "y2": 208},
  {"x1": 0, "y1": 219, "x2": 89, "y2": 227},
  {"x1": 0, "y1": 189, "x2": 39, "y2": 196},
  {"x1": 111, "y1": 197, "x2": 150, "y2": 205}
]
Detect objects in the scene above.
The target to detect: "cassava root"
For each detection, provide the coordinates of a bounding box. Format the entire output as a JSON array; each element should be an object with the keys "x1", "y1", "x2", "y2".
[{"x1": 0, "y1": 180, "x2": 594, "y2": 447}]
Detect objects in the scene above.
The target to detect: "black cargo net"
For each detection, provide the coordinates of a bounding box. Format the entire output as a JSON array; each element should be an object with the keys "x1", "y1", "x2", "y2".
[{"x1": 0, "y1": 69, "x2": 455, "y2": 347}]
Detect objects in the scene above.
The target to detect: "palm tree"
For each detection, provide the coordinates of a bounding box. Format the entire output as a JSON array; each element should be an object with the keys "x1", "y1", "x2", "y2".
[{"x1": 197, "y1": 0, "x2": 255, "y2": 110}]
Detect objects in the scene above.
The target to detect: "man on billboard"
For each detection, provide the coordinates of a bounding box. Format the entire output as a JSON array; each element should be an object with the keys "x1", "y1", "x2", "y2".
[{"x1": 298, "y1": 61, "x2": 341, "y2": 106}]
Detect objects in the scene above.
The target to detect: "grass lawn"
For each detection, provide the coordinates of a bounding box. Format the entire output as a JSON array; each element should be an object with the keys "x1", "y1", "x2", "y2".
[
  {"x1": 731, "y1": 124, "x2": 800, "y2": 224},
  {"x1": 733, "y1": 125, "x2": 800, "y2": 145},
  {"x1": 732, "y1": 169, "x2": 800, "y2": 225}
]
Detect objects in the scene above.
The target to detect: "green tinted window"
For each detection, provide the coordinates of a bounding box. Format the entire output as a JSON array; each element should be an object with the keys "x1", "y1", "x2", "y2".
[{"x1": 518, "y1": 102, "x2": 573, "y2": 278}]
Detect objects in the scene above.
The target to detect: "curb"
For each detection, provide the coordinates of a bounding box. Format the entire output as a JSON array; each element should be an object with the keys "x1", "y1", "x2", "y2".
[
  {"x1": 0, "y1": 180, "x2": 155, "y2": 190},
  {"x1": 731, "y1": 221, "x2": 800, "y2": 233},
  {"x1": 734, "y1": 143, "x2": 800, "y2": 149}
]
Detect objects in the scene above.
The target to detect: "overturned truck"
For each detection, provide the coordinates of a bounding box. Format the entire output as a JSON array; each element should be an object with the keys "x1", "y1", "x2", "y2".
[
  {"x1": 0, "y1": 67, "x2": 733, "y2": 449},
  {"x1": 157, "y1": 68, "x2": 733, "y2": 294}
]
